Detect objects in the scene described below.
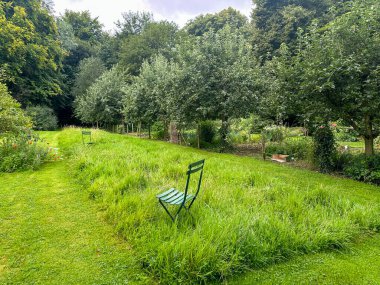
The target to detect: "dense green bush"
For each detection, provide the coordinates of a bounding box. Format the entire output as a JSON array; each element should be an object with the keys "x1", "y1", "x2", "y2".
[
  {"x1": 26, "y1": 105, "x2": 58, "y2": 131},
  {"x1": 313, "y1": 126, "x2": 337, "y2": 173},
  {"x1": 261, "y1": 125, "x2": 287, "y2": 142},
  {"x1": 265, "y1": 137, "x2": 313, "y2": 161},
  {"x1": 199, "y1": 121, "x2": 217, "y2": 144},
  {"x1": 0, "y1": 83, "x2": 32, "y2": 135},
  {"x1": 338, "y1": 153, "x2": 380, "y2": 185},
  {"x1": 0, "y1": 135, "x2": 48, "y2": 172},
  {"x1": 151, "y1": 121, "x2": 167, "y2": 140},
  {"x1": 228, "y1": 131, "x2": 249, "y2": 144}
]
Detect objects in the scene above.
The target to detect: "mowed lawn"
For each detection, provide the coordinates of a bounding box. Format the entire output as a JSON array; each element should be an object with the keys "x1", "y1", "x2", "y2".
[
  {"x1": 0, "y1": 133, "x2": 140, "y2": 284},
  {"x1": 1, "y1": 129, "x2": 380, "y2": 284}
]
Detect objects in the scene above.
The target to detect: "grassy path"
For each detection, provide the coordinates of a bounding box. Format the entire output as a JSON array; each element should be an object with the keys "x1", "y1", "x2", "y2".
[{"x1": 0, "y1": 161, "x2": 135, "y2": 285}]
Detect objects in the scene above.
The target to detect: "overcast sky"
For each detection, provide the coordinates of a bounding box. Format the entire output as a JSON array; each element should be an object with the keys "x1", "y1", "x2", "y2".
[{"x1": 53, "y1": 0, "x2": 253, "y2": 31}]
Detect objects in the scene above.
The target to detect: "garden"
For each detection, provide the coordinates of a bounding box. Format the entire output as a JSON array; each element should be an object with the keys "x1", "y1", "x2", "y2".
[{"x1": 1, "y1": 0, "x2": 380, "y2": 284}]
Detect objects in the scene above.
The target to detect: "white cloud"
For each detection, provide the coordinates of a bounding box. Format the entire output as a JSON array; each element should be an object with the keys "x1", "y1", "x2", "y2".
[
  {"x1": 54, "y1": 0, "x2": 151, "y2": 32},
  {"x1": 53, "y1": 0, "x2": 253, "y2": 31}
]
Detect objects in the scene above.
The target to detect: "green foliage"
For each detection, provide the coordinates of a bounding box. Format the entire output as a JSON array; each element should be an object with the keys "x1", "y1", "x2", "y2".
[
  {"x1": 151, "y1": 121, "x2": 167, "y2": 140},
  {"x1": 0, "y1": 135, "x2": 47, "y2": 172},
  {"x1": 61, "y1": 10, "x2": 103, "y2": 44},
  {"x1": 75, "y1": 66, "x2": 127, "y2": 125},
  {"x1": 199, "y1": 120, "x2": 217, "y2": 144},
  {"x1": 338, "y1": 153, "x2": 380, "y2": 185},
  {"x1": 115, "y1": 11, "x2": 153, "y2": 38},
  {"x1": 56, "y1": 10, "x2": 105, "y2": 125},
  {"x1": 294, "y1": 0, "x2": 380, "y2": 155},
  {"x1": 261, "y1": 125, "x2": 287, "y2": 142},
  {"x1": 185, "y1": 7, "x2": 248, "y2": 36},
  {"x1": 313, "y1": 126, "x2": 337, "y2": 173},
  {"x1": 26, "y1": 105, "x2": 58, "y2": 131},
  {"x1": 175, "y1": 27, "x2": 259, "y2": 128},
  {"x1": 119, "y1": 21, "x2": 178, "y2": 75},
  {"x1": 265, "y1": 137, "x2": 313, "y2": 161},
  {"x1": 332, "y1": 122, "x2": 359, "y2": 142},
  {"x1": 57, "y1": 17, "x2": 77, "y2": 51},
  {"x1": 0, "y1": 83, "x2": 31, "y2": 135},
  {"x1": 123, "y1": 55, "x2": 179, "y2": 126},
  {"x1": 0, "y1": 1, "x2": 64, "y2": 104},
  {"x1": 58, "y1": 128, "x2": 380, "y2": 284},
  {"x1": 72, "y1": 57, "x2": 106, "y2": 98},
  {"x1": 250, "y1": 0, "x2": 344, "y2": 56}
]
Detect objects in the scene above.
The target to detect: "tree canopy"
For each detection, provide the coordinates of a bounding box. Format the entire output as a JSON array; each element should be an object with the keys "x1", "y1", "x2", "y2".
[
  {"x1": 0, "y1": 1, "x2": 64, "y2": 105},
  {"x1": 184, "y1": 7, "x2": 248, "y2": 36}
]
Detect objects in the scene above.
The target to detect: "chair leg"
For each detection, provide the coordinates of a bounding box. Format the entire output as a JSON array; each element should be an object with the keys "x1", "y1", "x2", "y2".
[
  {"x1": 159, "y1": 200, "x2": 175, "y2": 222},
  {"x1": 184, "y1": 205, "x2": 195, "y2": 220},
  {"x1": 187, "y1": 197, "x2": 197, "y2": 210}
]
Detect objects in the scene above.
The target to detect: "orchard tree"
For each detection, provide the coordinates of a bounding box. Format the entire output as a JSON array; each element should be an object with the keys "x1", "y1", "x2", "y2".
[
  {"x1": 177, "y1": 27, "x2": 259, "y2": 146},
  {"x1": 119, "y1": 21, "x2": 178, "y2": 75},
  {"x1": 75, "y1": 66, "x2": 127, "y2": 126},
  {"x1": 72, "y1": 57, "x2": 106, "y2": 98},
  {"x1": 123, "y1": 55, "x2": 180, "y2": 137},
  {"x1": 296, "y1": 0, "x2": 380, "y2": 155}
]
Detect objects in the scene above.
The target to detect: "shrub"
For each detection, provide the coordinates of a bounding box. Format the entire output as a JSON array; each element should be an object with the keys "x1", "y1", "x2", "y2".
[
  {"x1": 199, "y1": 121, "x2": 217, "y2": 144},
  {"x1": 0, "y1": 83, "x2": 31, "y2": 135},
  {"x1": 26, "y1": 105, "x2": 58, "y2": 131},
  {"x1": 313, "y1": 126, "x2": 337, "y2": 173},
  {"x1": 0, "y1": 135, "x2": 48, "y2": 172},
  {"x1": 261, "y1": 125, "x2": 287, "y2": 142},
  {"x1": 228, "y1": 131, "x2": 249, "y2": 144},
  {"x1": 338, "y1": 153, "x2": 380, "y2": 185},
  {"x1": 151, "y1": 121, "x2": 167, "y2": 140},
  {"x1": 265, "y1": 137, "x2": 313, "y2": 161}
]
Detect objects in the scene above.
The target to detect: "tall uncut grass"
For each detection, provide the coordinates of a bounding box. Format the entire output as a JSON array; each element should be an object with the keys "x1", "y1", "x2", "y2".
[{"x1": 58, "y1": 128, "x2": 380, "y2": 284}]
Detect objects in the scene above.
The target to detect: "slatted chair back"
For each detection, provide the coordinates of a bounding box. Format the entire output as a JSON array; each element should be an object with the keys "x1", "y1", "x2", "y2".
[
  {"x1": 82, "y1": 131, "x2": 92, "y2": 145},
  {"x1": 183, "y1": 159, "x2": 205, "y2": 208}
]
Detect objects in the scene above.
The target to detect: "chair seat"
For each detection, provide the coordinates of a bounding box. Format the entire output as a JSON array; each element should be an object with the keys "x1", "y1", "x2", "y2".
[{"x1": 157, "y1": 188, "x2": 194, "y2": 205}]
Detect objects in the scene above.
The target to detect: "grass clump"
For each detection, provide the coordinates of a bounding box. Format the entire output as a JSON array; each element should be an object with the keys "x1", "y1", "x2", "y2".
[{"x1": 58, "y1": 128, "x2": 380, "y2": 284}]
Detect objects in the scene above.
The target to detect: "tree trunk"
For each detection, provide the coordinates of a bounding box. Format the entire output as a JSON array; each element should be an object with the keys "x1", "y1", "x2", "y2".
[
  {"x1": 364, "y1": 115, "x2": 375, "y2": 155},
  {"x1": 169, "y1": 122, "x2": 179, "y2": 144},
  {"x1": 364, "y1": 136, "x2": 375, "y2": 155},
  {"x1": 220, "y1": 119, "x2": 230, "y2": 151},
  {"x1": 148, "y1": 125, "x2": 151, "y2": 139}
]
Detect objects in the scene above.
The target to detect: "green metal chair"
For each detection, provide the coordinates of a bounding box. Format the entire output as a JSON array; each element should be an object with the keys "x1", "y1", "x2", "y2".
[
  {"x1": 157, "y1": 159, "x2": 205, "y2": 222},
  {"x1": 82, "y1": 131, "x2": 93, "y2": 145}
]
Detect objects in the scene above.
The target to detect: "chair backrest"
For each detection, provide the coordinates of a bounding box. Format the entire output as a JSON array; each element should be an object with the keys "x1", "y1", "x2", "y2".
[
  {"x1": 184, "y1": 159, "x2": 205, "y2": 200},
  {"x1": 82, "y1": 131, "x2": 92, "y2": 144}
]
